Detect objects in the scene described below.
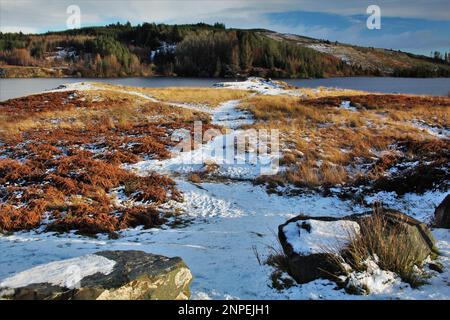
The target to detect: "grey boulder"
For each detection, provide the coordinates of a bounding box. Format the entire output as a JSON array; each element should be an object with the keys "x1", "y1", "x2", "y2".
[{"x1": 0, "y1": 250, "x2": 193, "y2": 300}]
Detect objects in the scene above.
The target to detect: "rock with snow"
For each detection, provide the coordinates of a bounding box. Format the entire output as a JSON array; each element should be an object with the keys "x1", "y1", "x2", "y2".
[
  {"x1": 278, "y1": 210, "x2": 437, "y2": 286},
  {"x1": 278, "y1": 215, "x2": 361, "y2": 284},
  {"x1": 433, "y1": 194, "x2": 450, "y2": 229},
  {"x1": 0, "y1": 250, "x2": 192, "y2": 300}
]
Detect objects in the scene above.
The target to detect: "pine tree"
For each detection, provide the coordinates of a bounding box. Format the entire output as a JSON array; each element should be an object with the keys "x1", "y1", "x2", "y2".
[
  {"x1": 239, "y1": 33, "x2": 253, "y2": 71},
  {"x1": 214, "y1": 58, "x2": 222, "y2": 77}
]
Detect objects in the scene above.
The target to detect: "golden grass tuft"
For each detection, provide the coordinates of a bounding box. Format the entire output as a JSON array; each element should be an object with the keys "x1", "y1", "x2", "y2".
[{"x1": 341, "y1": 210, "x2": 431, "y2": 287}]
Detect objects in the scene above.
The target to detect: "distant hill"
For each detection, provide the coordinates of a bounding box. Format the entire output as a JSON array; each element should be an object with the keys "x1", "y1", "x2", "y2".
[{"x1": 1, "y1": 22, "x2": 449, "y2": 78}]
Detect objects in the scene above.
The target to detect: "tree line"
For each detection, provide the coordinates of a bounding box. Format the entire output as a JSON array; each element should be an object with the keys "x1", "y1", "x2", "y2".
[{"x1": 0, "y1": 22, "x2": 449, "y2": 78}]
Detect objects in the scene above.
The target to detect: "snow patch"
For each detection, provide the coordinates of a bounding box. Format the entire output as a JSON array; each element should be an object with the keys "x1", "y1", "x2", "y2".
[
  {"x1": 340, "y1": 100, "x2": 356, "y2": 111},
  {"x1": 411, "y1": 120, "x2": 449, "y2": 139},
  {"x1": 0, "y1": 254, "x2": 116, "y2": 289},
  {"x1": 282, "y1": 219, "x2": 360, "y2": 255},
  {"x1": 161, "y1": 180, "x2": 245, "y2": 218},
  {"x1": 50, "y1": 82, "x2": 94, "y2": 92},
  {"x1": 213, "y1": 77, "x2": 302, "y2": 96},
  {"x1": 344, "y1": 256, "x2": 402, "y2": 295},
  {"x1": 150, "y1": 42, "x2": 177, "y2": 61}
]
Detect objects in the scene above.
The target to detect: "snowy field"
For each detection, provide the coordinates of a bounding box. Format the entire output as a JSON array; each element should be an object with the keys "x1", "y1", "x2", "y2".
[{"x1": 0, "y1": 79, "x2": 449, "y2": 300}]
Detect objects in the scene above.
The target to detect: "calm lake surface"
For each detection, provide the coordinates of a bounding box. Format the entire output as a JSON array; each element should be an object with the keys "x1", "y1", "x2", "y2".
[{"x1": 1, "y1": 77, "x2": 449, "y2": 101}]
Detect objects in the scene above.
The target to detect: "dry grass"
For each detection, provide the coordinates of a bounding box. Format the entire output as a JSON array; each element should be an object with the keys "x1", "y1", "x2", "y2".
[
  {"x1": 241, "y1": 93, "x2": 450, "y2": 190},
  {"x1": 186, "y1": 162, "x2": 220, "y2": 183},
  {"x1": 144, "y1": 87, "x2": 250, "y2": 107},
  {"x1": 302, "y1": 94, "x2": 450, "y2": 127},
  {"x1": 263, "y1": 235, "x2": 296, "y2": 291},
  {"x1": 86, "y1": 82, "x2": 250, "y2": 107},
  {"x1": 298, "y1": 87, "x2": 370, "y2": 99}
]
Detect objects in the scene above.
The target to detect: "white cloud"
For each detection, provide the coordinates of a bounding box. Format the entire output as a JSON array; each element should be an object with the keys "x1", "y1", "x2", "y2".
[
  {"x1": 0, "y1": 0, "x2": 448, "y2": 54},
  {"x1": 1, "y1": 0, "x2": 449, "y2": 32}
]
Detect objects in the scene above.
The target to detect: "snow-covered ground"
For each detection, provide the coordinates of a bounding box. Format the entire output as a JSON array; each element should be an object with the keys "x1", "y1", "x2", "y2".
[
  {"x1": 305, "y1": 44, "x2": 351, "y2": 63},
  {"x1": 45, "y1": 47, "x2": 78, "y2": 61},
  {"x1": 0, "y1": 181, "x2": 448, "y2": 299},
  {"x1": 365, "y1": 190, "x2": 448, "y2": 223},
  {"x1": 0, "y1": 181, "x2": 369, "y2": 299},
  {"x1": 0, "y1": 80, "x2": 449, "y2": 300},
  {"x1": 150, "y1": 42, "x2": 177, "y2": 61}
]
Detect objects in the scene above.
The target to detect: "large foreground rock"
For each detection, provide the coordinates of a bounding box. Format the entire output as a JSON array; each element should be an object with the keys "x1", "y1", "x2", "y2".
[
  {"x1": 0, "y1": 250, "x2": 192, "y2": 300},
  {"x1": 278, "y1": 210, "x2": 436, "y2": 284},
  {"x1": 433, "y1": 194, "x2": 450, "y2": 229}
]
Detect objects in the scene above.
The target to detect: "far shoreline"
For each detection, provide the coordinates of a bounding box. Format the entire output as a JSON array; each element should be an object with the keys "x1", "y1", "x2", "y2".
[
  {"x1": 2, "y1": 74, "x2": 450, "y2": 80},
  {"x1": 1, "y1": 76, "x2": 450, "y2": 101}
]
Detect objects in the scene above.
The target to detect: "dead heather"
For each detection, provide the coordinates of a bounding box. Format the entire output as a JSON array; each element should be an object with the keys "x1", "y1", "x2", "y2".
[
  {"x1": 0, "y1": 89, "x2": 218, "y2": 236},
  {"x1": 241, "y1": 94, "x2": 450, "y2": 193},
  {"x1": 187, "y1": 162, "x2": 221, "y2": 183}
]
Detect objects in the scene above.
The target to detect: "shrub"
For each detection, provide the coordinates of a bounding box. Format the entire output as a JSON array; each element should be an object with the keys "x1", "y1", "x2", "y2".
[
  {"x1": 118, "y1": 206, "x2": 164, "y2": 229},
  {"x1": 8, "y1": 48, "x2": 34, "y2": 66},
  {"x1": 188, "y1": 173, "x2": 202, "y2": 183},
  {"x1": 0, "y1": 201, "x2": 44, "y2": 232},
  {"x1": 46, "y1": 205, "x2": 118, "y2": 236}
]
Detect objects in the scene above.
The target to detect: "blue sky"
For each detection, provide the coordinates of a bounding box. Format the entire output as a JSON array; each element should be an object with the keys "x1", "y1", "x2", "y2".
[
  {"x1": 266, "y1": 10, "x2": 450, "y2": 55},
  {"x1": 0, "y1": 0, "x2": 449, "y2": 55}
]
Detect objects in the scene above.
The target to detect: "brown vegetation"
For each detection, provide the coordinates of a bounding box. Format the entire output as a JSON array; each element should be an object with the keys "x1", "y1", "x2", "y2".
[
  {"x1": 0, "y1": 88, "x2": 217, "y2": 235},
  {"x1": 243, "y1": 93, "x2": 450, "y2": 191}
]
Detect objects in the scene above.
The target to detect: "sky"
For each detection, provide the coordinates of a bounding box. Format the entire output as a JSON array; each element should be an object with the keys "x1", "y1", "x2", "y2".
[{"x1": 0, "y1": 0, "x2": 449, "y2": 55}]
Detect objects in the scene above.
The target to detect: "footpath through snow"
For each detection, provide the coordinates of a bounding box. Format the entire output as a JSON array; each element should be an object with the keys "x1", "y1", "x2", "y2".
[
  {"x1": 0, "y1": 79, "x2": 449, "y2": 300},
  {"x1": 127, "y1": 99, "x2": 279, "y2": 180}
]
